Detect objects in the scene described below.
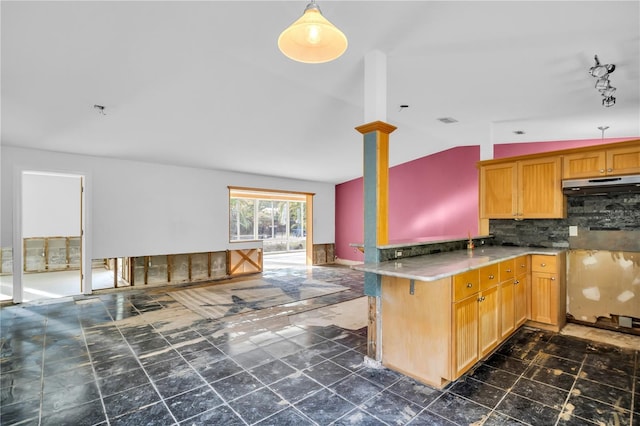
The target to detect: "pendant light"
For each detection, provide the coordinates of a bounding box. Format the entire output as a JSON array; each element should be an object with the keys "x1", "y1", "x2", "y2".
[{"x1": 278, "y1": 1, "x2": 348, "y2": 64}]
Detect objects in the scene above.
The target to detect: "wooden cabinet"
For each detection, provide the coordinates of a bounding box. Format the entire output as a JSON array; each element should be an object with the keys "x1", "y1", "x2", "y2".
[
  {"x1": 381, "y1": 275, "x2": 453, "y2": 388},
  {"x1": 478, "y1": 285, "x2": 499, "y2": 356},
  {"x1": 452, "y1": 268, "x2": 480, "y2": 377},
  {"x1": 563, "y1": 144, "x2": 640, "y2": 179},
  {"x1": 479, "y1": 162, "x2": 516, "y2": 218},
  {"x1": 530, "y1": 253, "x2": 566, "y2": 331},
  {"x1": 514, "y1": 255, "x2": 529, "y2": 327},
  {"x1": 376, "y1": 251, "x2": 569, "y2": 389},
  {"x1": 607, "y1": 145, "x2": 640, "y2": 175},
  {"x1": 562, "y1": 150, "x2": 606, "y2": 179},
  {"x1": 452, "y1": 294, "x2": 479, "y2": 378},
  {"x1": 452, "y1": 264, "x2": 500, "y2": 377},
  {"x1": 478, "y1": 264, "x2": 500, "y2": 356},
  {"x1": 518, "y1": 157, "x2": 564, "y2": 218},
  {"x1": 480, "y1": 157, "x2": 564, "y2": 219},
  {"x1": 499, "y1": 259, "x2": 515, "y2": 340}
]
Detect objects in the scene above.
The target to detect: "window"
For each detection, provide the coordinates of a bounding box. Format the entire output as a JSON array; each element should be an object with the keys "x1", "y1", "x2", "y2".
[{"x1": 229, "y1": 188, "x2": 308, "y2": 253}]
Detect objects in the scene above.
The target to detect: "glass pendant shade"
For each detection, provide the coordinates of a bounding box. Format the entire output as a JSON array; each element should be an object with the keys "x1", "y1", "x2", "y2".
[{"x1": 278, "y1": 3, "x2": 348, "y2": 64}]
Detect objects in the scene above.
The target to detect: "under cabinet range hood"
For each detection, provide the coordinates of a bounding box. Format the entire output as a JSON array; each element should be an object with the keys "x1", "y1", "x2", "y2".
[{"x1": 562, "y1": 174, "x2": 640, "y2": 196}]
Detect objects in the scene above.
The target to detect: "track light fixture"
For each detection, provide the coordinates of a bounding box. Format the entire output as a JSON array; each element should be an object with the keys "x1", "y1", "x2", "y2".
[
  {"x1": 589, "y1": 55, "x2": 615, "y2": 78},
  {"x1": 589, "y1": 55, "x2": 616, "y2": 107}
]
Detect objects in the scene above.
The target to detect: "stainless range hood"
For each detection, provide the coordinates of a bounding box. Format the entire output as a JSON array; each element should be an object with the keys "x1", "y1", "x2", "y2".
[{"x1": 562, "y1": 174, "x2": 640, "y2": 196}]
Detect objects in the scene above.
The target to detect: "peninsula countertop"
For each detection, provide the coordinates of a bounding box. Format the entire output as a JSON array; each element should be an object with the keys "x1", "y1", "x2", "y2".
[{"x1": 352, "y1": 246, "x2": 564, "y2": 282}]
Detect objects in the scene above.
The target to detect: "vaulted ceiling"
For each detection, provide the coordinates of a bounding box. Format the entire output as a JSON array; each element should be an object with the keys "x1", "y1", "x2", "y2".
[{"x1": 2, "y1": 1, "x2": 639, "y2": 183}]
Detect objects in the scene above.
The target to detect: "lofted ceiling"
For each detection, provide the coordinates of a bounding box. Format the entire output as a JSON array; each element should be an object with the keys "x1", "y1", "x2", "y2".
[{"x1": 2, "y1": 1, "x2": 639, "y2": 184}]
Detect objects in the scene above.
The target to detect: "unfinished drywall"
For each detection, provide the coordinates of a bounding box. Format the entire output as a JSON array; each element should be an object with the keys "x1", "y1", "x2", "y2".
[{"x1": 567, "y1": 249, "x2": 639, "y2": 323}]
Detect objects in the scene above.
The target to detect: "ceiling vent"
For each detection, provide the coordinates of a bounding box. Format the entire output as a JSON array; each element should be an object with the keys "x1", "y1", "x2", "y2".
[{"x1": 437, "y1": 117, "x2": 458, "y2": 124}]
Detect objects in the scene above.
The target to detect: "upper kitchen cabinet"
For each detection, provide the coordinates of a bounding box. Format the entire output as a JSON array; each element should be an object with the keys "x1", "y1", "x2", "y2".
[
  {"x1": 480, "y1": 156, "x2": 564, "y2": 219},
  {"x1": 563, "y1": 142, "x2": 640, "y2": 179},
  {"x1": 479, "y1": 162, "x2": 516, "y2": 218}
]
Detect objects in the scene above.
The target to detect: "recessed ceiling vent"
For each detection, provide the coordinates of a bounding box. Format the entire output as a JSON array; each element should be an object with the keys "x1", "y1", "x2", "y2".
[{"x1": 437, "y1": 117, "x2": 458, "y2": 124}]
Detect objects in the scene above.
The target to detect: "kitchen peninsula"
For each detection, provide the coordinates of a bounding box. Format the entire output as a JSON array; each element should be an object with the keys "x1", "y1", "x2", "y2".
[{"x1": 353, "y1": 243, "x2": 566, "y2": 388}]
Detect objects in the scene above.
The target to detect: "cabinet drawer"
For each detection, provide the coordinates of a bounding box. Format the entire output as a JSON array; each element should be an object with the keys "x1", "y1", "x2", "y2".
[
  {"x1": 479, "y1": 264, "x2": 499, "y2": 290},
  {"x1": 499, "y1": 259, "x2": 515, "y2": 282},
  {"x1": 453, "y1": 270, "x2": 479, "y2": 302},
  {"x1": 531, "y1": 255, "x2": 557, "y2": 272},
  {"x1": 514, "y1": 255, "x2": 529, "y2": 276}
]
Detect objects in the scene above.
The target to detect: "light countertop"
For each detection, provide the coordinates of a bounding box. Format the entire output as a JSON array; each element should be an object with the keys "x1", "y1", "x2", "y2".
[{"x1": 352, "y1": 246, "x2": 564, "y2": 282}]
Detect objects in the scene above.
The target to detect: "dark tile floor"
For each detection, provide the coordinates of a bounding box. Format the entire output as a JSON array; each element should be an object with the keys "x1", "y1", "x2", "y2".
[{"x1": 1, "y1": 265, "x2": 639, "y2": 426}]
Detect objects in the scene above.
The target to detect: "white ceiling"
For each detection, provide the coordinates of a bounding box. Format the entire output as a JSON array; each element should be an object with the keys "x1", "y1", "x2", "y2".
[{"x1": 2, "y1": 1, "x2": 639, "y2": 184}]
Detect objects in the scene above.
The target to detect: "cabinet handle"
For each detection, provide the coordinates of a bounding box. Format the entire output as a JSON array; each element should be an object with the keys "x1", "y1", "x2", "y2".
[
  {"x1": 514, "y1": 280, "x2": 520, "y2": 285},
  {"x1": 520, "y1": 264, "x2": 525, "y2": 268},
  {"x1": 607, "y1": 168, "x2": 613, "y2": 172},
  {"x1": 540, "y1": 263, "x2": 546, "y2": 267},
  {"x1": 506, "y1": 269, "x2": 511, "y2": 273},
  {"x1": 466, "y1": 283, "x2": 473, "y2": 288},
  {"x1": 599, "y1": 169, "x2": 605, "y2": 173},
  {"x1": 488, "y1": 274, "x2": 494, "y2": 280},
  {"x1": 478, "y1": 296, "x2": 485, "y2": 302},
  {"x1": 551, "y1": 277, "x2": 556, "y2": 281}
]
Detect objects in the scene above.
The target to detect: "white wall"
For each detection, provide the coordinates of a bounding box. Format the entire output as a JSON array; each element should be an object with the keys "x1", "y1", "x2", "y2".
[
  {"x1": 22, "y1": 172, "x2": 81, "y2": 238},
  {"x1": 2, "y1": 146, "x2": 335, "y2": 258}
]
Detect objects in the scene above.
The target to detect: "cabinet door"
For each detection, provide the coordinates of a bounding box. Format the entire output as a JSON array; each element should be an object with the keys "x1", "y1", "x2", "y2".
[
  {"x1": 478, "y1": 286, "x2": 499, "y2": 357},
  {"x1": 531, "y1": 271, "x2": 558, "y2": 325},
  {"x1": 563, "y1": 151, "x2": 607, "y2": 179},
  {"x1": 452, "y1": 295, "x2": 478, "y2": 378},
  {"x1": 518, "y1": 157, "x2": 564, "y2": 218},
  {"x1": 480, "y1": 163, "x2": 517, "y2": 219},
  {"x1": 607, "y1": 145, "x2": 640, "y2": 176},
  {"x1": 500, "y1": 279, "x2": 515, "y2": 340},
  {"x1": 514, "y1": 273, "x2": 528, "y2": 327}
]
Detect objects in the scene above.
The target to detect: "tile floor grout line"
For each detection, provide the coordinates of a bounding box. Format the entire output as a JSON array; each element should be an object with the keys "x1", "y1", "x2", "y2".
[
  {"x1": 37, "y1": 313, "x2": 48, "y2": 426},
  {"x1": 147, "y1": 292, "x2": 253, "y2": 425},
  {"x1": 105, "y1": 301, "x2": 183, "y2": 425},
  {"x1": 474, "y1": 347, "x2": 541, "y2": 426},
  {"x1": 78, "y1": 302, "x2": 115, "y2": 426},
  {"x1": 553, "y1": 350, "x2": 587, "y2": 426}
]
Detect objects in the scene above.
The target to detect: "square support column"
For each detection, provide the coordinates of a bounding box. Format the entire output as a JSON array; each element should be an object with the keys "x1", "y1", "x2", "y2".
[{"x1": 356, "y1": 120, "x2": 396, "y2": 361}]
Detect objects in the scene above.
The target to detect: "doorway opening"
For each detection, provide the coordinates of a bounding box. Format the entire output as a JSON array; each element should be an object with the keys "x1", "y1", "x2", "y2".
[
  {"x1": 16, "y1": 171, "x2": 84, "y2": 302},
  {"x1": 229, "y1": 187, "x2": 314, "y2": 269}
]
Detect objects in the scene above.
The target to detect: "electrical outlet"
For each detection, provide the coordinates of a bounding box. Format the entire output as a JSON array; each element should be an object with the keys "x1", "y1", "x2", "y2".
[
  {"x1": 569, "y1": 226, "x2": 578, "y2": 237},
  {"x1": 395, "y1": 250, "x2": 403, "y2": 258}
]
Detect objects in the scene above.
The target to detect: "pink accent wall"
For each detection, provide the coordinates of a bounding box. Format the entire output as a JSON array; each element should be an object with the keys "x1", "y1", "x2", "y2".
[
  {"x1": 335, "y1": 146, "x2": 480, "y2": 262},
  {"x1": 493, "y1": 137, "x2": 637, "y2": 158},
  {"x1": 335, "y1": 137, "x2": 639, "y2": 263}
]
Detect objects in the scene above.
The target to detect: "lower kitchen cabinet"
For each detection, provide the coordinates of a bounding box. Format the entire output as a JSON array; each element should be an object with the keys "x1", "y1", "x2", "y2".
[
  {"x1": 530, "y1": 253, "x2": 566, "y2": 331},
  {"x1": 478, "y1": 285, "x2": 499, "y2": 356},
  {"x1": 514, "y1": 255, "x2": 530, "y2": 327},
  {"x1": 478, "y1": 264, "x2": 500, "y2": 356},
  {"x1": 452, "y1": 294, "x2": 479, "y2": 378},
  {"x1": 498, "y1": 258, "x2": 516, "y2": 340},
  {"x1": 514, "y1": 273, "x2": 529, "y2": 327},
  {"x1": 378, "y1": 251, "x2": 567, "y2": 388},
  {"x1": 500, "y1": 279, "x2": 515, "y2": 339},
  {"x1": 452, "y1": 265, "x2": 500, "y2": 378}
]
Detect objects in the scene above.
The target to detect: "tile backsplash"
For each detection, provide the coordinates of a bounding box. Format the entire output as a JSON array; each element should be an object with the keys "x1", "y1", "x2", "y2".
[{"x1": 489, "y1": 193, "x2": 640, "y2": 249}]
